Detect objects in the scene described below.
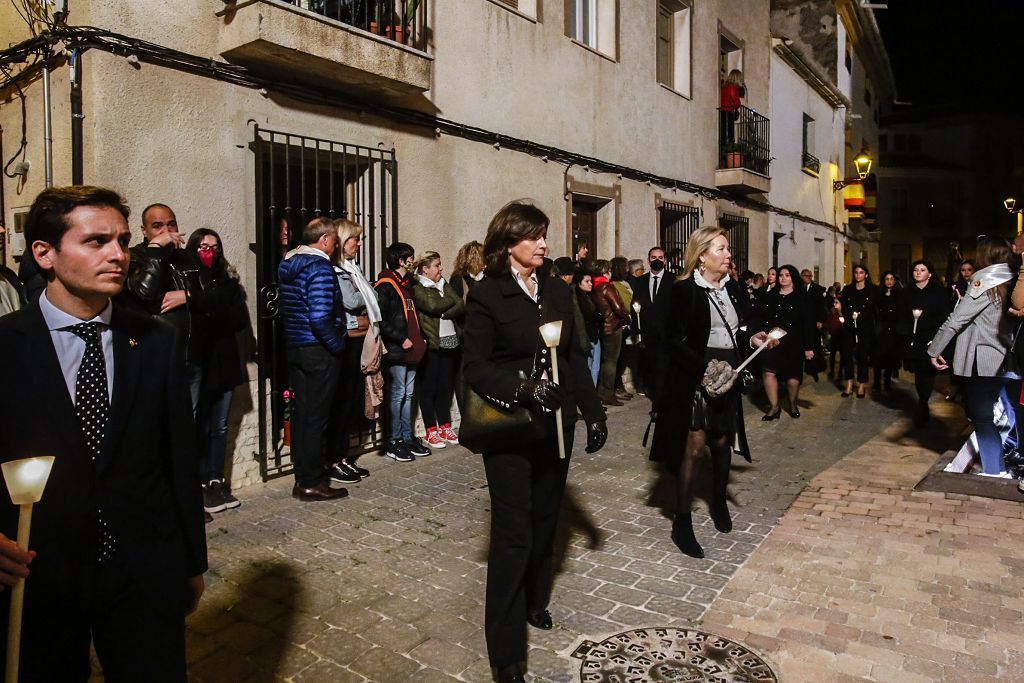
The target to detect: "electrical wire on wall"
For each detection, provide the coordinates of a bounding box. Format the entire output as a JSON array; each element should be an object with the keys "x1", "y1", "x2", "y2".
[{"x1": 0, "y1": 22, "x2": 844, "y2": 233}]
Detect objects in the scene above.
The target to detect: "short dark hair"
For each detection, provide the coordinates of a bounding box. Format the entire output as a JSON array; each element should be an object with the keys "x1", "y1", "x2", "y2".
[
  {"x1": 576, "y1": 238, "x2": 589, "y2": 250},
  {"x1": 648, "y1": 246, "x2": 665, "y2": 258},
  {"x1": 302, "y1": 217, "x2": 336, "y2": 246},
  {"x1": 911, "y1": 258, "x2": 936, "y2": 277},
  {"x1": 25, "y1": 185, "x2": 130, "y2": 249},
  {"x1": 141, "y1": 203, "x2": 172, "y2": 225},
  {"x1": 483, "y1": 201, "x2": 549, "y2": 276},
  {"x1": 384, "y1": 242, "x2": 415, "y2": 269},
  {"x1": 739, "y1": 270, "x2": 755, "y2": 282},
  {"x1": 552, "y1": 257, "x2": 575, "y2": 277}
]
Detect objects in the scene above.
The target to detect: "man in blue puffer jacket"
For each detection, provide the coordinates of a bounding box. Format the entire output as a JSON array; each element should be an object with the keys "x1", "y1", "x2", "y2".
[{"x1": 278, "y1": 217, "x2": 349, "y2": 502}]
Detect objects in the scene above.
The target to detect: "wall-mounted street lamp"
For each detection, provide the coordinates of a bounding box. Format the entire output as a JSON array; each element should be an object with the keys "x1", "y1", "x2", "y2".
[
  {"x1": 1005, "y1": 197, "x2": 1022, "y2": 235},
  {"x1": 833, "y1": 149, "x2": 873, "y2": 192}
]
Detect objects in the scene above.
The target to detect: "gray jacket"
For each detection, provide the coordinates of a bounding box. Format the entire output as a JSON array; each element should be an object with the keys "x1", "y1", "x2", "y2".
[{"x1": 928, "y1": 264, "x2": 1015, "y2": 377}]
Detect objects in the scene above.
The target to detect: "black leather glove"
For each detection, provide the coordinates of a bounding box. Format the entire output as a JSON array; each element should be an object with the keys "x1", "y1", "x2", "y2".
[
  {"x1": 585, "y1": 420, "x2": 608, "y2": 453},
  {"x1": 515, "y1": 379, "x2": 567, "y2": 412}
]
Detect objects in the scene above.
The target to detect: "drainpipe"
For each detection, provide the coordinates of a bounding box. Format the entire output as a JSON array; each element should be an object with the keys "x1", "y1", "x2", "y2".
[
  {"x1": 42, "y1": 65, "x2": 53, "y2": 188},
  {"x1": 70, "y1": 50, "x2": 83, "y2": 184}
]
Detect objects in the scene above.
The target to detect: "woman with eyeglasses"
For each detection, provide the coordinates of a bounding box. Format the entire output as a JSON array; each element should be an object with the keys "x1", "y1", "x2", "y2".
[
  {"x1": 185, "y1": 229, "x2": 250, "y2": 515},
  {"x1": 839, "y1": 264, "x2": 878, "y2": 398},
  {"x1": 929, "y1": 237, "x2": 1019, "y2": 476}
]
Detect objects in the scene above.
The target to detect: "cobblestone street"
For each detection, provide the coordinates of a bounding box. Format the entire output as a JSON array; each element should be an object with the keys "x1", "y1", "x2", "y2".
[{"x1": 184, "y1": 377, "x2": 1018, "y2": 682}]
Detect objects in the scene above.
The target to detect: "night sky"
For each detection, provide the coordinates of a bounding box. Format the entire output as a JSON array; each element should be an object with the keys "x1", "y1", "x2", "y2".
[{"x1": 876, "y1": 0, "x2": 1024, "y2": 111}]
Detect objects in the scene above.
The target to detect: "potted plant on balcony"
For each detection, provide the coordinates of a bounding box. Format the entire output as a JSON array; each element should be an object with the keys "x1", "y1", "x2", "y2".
[
  {"x1": 367, "y1": 0, "x2": 422, "y2": 46},
  {"x1": 725, "y1": 142, "x2": 744, "y2": 169}
]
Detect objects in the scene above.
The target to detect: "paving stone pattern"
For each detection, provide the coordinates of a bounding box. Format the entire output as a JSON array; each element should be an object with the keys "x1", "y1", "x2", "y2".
[
  {"x1": 702, "y1": 396, "x2": 1024, "y2": 682},
  {"x1": 182, "y1": 380, "x2": 953, "y2": 682}
]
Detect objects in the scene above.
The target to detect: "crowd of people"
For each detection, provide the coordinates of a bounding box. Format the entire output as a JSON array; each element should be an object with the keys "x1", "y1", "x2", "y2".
[{"x1": 3, "y1": 184, "x2": 1024, "y2": 683}]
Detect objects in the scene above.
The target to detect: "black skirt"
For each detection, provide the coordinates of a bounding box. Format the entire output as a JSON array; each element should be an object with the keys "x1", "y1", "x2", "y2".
[{"x1": 690, "y1": 348, "x2": 741, "y2": 435}]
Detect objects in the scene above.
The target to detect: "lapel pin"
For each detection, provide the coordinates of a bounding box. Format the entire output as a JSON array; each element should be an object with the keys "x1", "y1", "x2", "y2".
[{"x1": 129, "y1": 338, "x2": 138, "y2": 348}]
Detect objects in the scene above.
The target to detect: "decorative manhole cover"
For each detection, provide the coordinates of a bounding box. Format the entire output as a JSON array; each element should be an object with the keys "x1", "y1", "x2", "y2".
[{"x1": 571, "y1": 627, "x2": 779, "y2": 682}]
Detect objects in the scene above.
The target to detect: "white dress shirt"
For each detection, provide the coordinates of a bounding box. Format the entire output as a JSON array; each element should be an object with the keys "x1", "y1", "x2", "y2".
[
  {"x1": 39, "y1": 291, "x2": 115, "y2": 404},
  {"x1": 649, "y1": 273, "x2": 662, "y2": 302},
  {"x1": 693, "y1": 270, "x2": 739, "y2": 350},
  {"x1": 511, "y1": 265, "x2": 540, "y2": 303}
]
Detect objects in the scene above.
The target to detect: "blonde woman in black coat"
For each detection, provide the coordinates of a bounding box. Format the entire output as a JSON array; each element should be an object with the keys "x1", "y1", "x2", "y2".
[
  {"x1": 462, "y1": 202, "x2": 607, "y2": 683},
  {"x1": 649, "y1": 227, "x2": 774, "y2": 559}
]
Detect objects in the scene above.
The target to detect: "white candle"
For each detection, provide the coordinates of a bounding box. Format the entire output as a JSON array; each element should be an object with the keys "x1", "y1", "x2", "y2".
[{"x1": 539, "y1": 322, "x2": 567, "y2": 460}]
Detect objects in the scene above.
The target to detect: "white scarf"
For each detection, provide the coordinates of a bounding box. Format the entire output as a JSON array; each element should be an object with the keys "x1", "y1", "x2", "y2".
[
  {"x1": 341, "y1": 258, "x2": 382, "y2": 324},
  {"x1": 418, "y1": 275, "x2": 457, "y2": 338},
  {"x1": 967, "y1": 263, "x2": 1013, "y2": 299}
]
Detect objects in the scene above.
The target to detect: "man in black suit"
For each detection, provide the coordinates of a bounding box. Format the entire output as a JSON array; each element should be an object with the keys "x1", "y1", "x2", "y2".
[
  {"x1": 0, "y1": 186, "x2": 207, "y2": 682},
  {"x1": 632, "y1": 246, "x2": 673, "y2": 403},
  {"x1": 801, "y1": 269, "x2": 829, "y2": 379}
]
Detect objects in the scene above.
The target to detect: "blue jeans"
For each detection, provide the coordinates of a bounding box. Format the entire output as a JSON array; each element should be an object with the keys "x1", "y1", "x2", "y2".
[
  {"x1": 587, "y1": 339, "x2": 601, "y2": 387},
  {"x1": 198, "y1": 388, "x2": 234, "y2": 482},
  {"x1": 964, "y1": 376, "x2": 1009, "y2": 474},
  {"x1": 387, "y1": 363, "x2": 417, "y2": 443}
]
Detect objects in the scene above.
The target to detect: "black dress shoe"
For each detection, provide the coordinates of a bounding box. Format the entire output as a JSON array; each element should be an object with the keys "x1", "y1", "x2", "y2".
[
  {"x1": 761, "y1": 409, "x2": 781, "y2": 422},
  {"x1": 292, "y1": 482, "x2": 349, "y2": 501},
  {"x1": 671, "y1": 516, "x2": 704, "y2": 558},
  {"x1": 204, "y1": 511, "x2": 214, "y2": 524},
  {"x1": 328, "y1": 462, "x2": 361, "y2": 484},
  {"x1": 496, "y1": 664, "x2": 526, "y2": 683},
  {"x1": 344, "y1": 458, "x2": 370, "y2": 477},
  {"x1": 709, "y1": 501, "x2": 733, "y2": 533},
  {"x1": 527, "y1": 609, "x2": 553, "y2": 630},
  {"x1": 789, "y1": 409, "x2": 801, "y2": 418}
]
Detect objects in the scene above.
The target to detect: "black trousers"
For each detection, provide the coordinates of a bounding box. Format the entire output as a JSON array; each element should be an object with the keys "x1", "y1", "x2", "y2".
[
  {"x1": 287, "y1": 345, "x2": 343, "y2": 487},
  {"x1": 841, "y1": 333, "x2": 871, "y2": 383},
  {"x1": 418, "y1": 347, "x2": 459, "y2": 429},
  {"x1": 642, "y1": 342, "x2": 665, "y2": 404},
  {"x1": 1, "y1": 554, "x2": 187, "y2": 682},
  {"x1": 328, "y1": 336, "x2": 365, "y2": 462},
  {"x1": 482, "y1": 431, "x2": 573, "y2": 668}
]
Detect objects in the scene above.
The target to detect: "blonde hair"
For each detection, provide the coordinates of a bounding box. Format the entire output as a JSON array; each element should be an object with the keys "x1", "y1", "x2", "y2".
[
  {"x1": 336, "y1": 218, "x2": 363, "y2": 246},
  {"x1": 726, "y1": 69, "x2": 743, "y2": 86},
  {"x1": 683, "y1": 226, "x2": 730, "y2": 278},
  {"x1": 416, "y1": 250, "x2": 441, "y2": 274},
  {"x1": 452, "y1": 240, "x2": 484, "y2": 278}
]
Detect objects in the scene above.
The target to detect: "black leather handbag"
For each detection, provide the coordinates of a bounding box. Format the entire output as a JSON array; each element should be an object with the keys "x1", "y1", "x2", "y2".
[{"x1": 456, "y1": 377, "x2": 551, "y2": 455}]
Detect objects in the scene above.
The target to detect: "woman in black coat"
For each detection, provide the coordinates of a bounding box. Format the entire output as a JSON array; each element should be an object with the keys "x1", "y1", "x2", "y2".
[
  {"x1": 185, "y1": 229, "x2": 250, "y2": 513},
  {"x1": 462, "y1": 202, "x2": 607, "y2": 683},
  {"x1": 898, "y1": 259, "x2": 950, "y2": 427},
  {"x1": 756, "y1": 264, "x2": 816, "y2": 419},
  {"x1": 839, "y1": 264, "x2": 878, "y2": 398},
  {"x1": 873, "y1": 271, "x2": 903, "y2": 392},
  {"x1": 649, "y1": 227, "x2": 773, "y2": 560}
]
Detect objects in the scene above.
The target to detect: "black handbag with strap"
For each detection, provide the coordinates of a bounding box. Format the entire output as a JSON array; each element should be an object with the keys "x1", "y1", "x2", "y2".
[{"x1": 456, "y1": 373, "x2": 552, "y2": 455}]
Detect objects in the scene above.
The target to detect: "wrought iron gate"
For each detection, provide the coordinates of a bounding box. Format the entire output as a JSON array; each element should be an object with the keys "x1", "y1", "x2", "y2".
[
  {"x1": 719, "y1": 213, "x2": 749, "y2": 273},
  {"x1": 659, "y1": 201, "x2": 701, "y2": 276},
  {"x1": 252, "y1": 125, "x2": 398, "y2": 480}
]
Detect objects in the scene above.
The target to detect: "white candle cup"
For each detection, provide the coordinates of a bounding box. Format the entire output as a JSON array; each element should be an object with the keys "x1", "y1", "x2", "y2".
[
  {"x1": 2, "y1": 456, "x2": 54, "y2": 683},
  {"x1": 735, "y1": 328, "x2": 788, "y2": 373},
  {"x1": 539, "y1": 322, "x2": 567, "y2": 460}
]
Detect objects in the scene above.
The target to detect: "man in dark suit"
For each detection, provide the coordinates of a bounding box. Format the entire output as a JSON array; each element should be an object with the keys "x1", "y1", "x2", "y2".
[
  {"x1": 632, "y1": 246, "x2": 673, "y2": 403},
  {"x1": 801, "y1": 269, "x2": 829, "y2": 379},
  {"x1": 0, "y1": 186, "x2": 207, "y2": 682}
]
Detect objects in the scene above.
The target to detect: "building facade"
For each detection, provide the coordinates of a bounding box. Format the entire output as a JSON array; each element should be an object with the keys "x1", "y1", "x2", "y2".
[{"x1": 1, "y1": 1, "x2": 891, "y2": 487}]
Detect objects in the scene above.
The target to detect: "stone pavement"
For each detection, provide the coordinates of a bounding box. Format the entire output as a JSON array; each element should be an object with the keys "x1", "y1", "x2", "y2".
[
  {"x1": 181, "y1": 378, "x2": 991, "y2": 682},
  {"x1": 702, "y1": 391, "x2": 1024, "y2": 682}
]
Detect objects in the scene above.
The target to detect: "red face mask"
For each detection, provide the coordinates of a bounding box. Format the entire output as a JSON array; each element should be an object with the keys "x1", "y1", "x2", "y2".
[{"x1": 198, "y1": 250, "x2": 217, "y2": 268}]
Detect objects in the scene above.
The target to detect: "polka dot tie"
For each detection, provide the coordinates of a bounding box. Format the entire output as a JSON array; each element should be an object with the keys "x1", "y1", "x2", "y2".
[{"x1": 66, "y1": 322, "x2": 118, "y2": 564}]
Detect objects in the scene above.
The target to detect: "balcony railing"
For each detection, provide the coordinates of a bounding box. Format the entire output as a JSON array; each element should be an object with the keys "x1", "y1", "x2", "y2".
[
  {"x1": 801, "y1": 151, "x2": 821, "y2": 176},
  {"x1": 718, "y1": 105, "x2": 770, "y2": 177},
  {"x1": 290, "y1": 0, "x2": 428, "y2": 51}
]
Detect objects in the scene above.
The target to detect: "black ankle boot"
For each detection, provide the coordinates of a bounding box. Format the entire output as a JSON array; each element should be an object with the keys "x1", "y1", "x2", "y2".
[
  {"x1": 709, "y1": 499, "x2": 733, "y2": 533},
  {"x1": 671, "y1": 514, "x2": 704, "y2": 558}
]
